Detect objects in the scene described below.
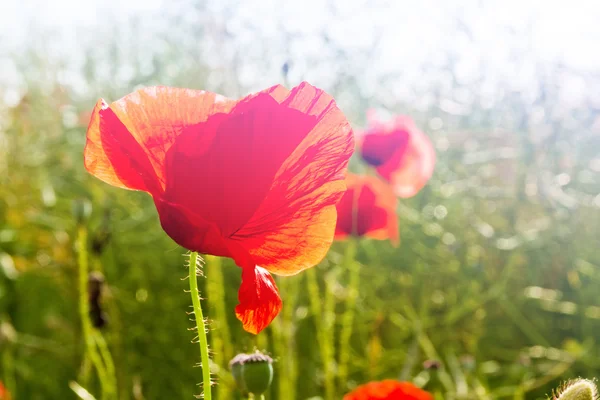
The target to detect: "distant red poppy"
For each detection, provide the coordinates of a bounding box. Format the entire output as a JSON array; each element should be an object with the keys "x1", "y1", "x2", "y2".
[
  {"x1": 335, "y1": 174, "x2": 399, "y2": 245},
  {"x1": 0, "y1": 381, "x2": 10, "y2": 400},
  {"x1": 359, "y1": 113, "x2": 435, "y2": 198},
  {"x1": 343, "y1": 380, "x2": 433, "y2": 400},
  {"x1": 84, "y1": 82, "x2": 354, "y2": 334}
]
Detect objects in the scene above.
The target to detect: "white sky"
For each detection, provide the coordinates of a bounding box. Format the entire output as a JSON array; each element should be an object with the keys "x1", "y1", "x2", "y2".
[
  {"x1": 2, "y1": 0, "x2": 600, "y2": 69},
  {"x1": 1, "y1": 0, "x2": 600, "y2": 110}
]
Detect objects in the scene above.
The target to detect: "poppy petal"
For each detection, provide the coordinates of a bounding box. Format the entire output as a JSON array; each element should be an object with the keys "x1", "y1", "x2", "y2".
[
  {"x1": 374, "y1": 118, "x2": 436, "y2": 198},
  {"x1": 235, "y1": 266, "x2": 282, "y2": 334},
  {"x1": 84, "y1": 100, "x2": 161, "y2": 192},
  {"x1": 335, "y1": 174, "x2": 399, "y2": 245},
  {"x1": 162, "y1": 89, "x2": 319, "y2": 240},
  {"x1": 343, "y1": 380, "x2": 433, "y2": 400},
  {"x1": 84, "y1": 87, "x2": 237, "y2": 192},
  {"x1": 230, "y1": 82, "x2": 354, "y2": 275}
]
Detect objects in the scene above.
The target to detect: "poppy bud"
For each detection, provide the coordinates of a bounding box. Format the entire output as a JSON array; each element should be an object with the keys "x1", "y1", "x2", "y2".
[
  {"x1": 554, "y1": 379, "x2": 597, "y2": 400},
  {"x1": 72, "y1": 199, "x2": 92, "y2": 225},
  {"x1": 229, "y1": 351, "x2": 274, "y2": 396}
]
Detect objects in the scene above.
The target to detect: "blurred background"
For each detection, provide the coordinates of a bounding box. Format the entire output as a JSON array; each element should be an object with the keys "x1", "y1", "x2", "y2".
[{"x1": 1, "y1": 0, "x2": 599, "y2": 399}]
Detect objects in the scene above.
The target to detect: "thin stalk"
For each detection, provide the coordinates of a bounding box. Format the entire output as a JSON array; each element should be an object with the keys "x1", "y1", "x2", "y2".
[
  {"x1": 77, "y1": 225, "x2": 112, "y2": 399},
  {"x1": 306, "y1": 267, "x2": 336, "y2": 400},
  {"x1": 205, "y1": 254, "x2": 232, "y2": 399},
  {"x1": 337, "y1": 239, "x2": 359, "y2": 391},
  {"x1": 92, "y1": 331, "x2": 117, "y2": 394},
  {"x1": 271, "y1": 295, "x2": 289, "y2": 400},
  {"x1": 322, "y1": 271, "x2": 337, "y2": 400},
  {"x1": 188, "y1": 251, "x2": 212, "y2": 400},
  {"x1": 273, "y1": 276, "x2": 299, "y2": 400},
  {"x1": 282, "y1": 277, "x2": 299, "y2": 400}
]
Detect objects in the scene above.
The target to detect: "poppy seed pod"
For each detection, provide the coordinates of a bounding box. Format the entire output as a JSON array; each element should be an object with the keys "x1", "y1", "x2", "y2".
[
  {"x1": 554, "y1": 379, "x2": 598, "y2": 400},
  {"x1": 229, "y1": 351, "x2": 274, "y2": 396}
]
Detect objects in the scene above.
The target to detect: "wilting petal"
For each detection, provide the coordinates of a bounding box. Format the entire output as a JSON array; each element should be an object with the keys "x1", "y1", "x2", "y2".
[
  {"x1": 230, "y1": 82, "x2": 354, "y2": 275},
  {"x1": 335, "y1": 174, "x2": 399, "y2": 245},
  {"x1": 235, "y1": 266, "x2": 282, "y2": 334}
]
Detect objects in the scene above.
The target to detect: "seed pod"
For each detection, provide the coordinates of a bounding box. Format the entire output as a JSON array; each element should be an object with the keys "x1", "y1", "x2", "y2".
[{"x1": 229, "y1": 351, "x2": 274, "y2": 396}]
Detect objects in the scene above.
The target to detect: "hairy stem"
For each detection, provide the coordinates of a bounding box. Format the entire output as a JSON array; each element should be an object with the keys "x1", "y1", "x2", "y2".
[{"x1": 188, "y1": 251, "x2": 212, "y2": 400}]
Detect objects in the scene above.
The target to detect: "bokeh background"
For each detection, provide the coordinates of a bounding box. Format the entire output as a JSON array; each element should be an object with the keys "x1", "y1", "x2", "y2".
[{"x1": 1, "y1": 0, "x2": 600, "y2": 399}]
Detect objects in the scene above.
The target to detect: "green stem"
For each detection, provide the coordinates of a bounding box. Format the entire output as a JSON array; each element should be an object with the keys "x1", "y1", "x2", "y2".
[
  {"x1": 92, "y1": 331, "x2": 117, "y2": 394},
  {"x1": 77, "y1": 226, "x2": 112, "y2": 399},
  {"x1": 273, "y1": 276, "x2": 299, "y2": 400},
  {"x1": 205, "y1": 254, "x2": 232, "y2": 399},
  {"x1": 306, "y1": 267, "x2": 336, "y2": 400},
  {"x1": 188, "y1": 251, "x2": 212, "y2": 400},
  {"x1": 337, "y1": 239, "x2": 358, "y2": 392}
]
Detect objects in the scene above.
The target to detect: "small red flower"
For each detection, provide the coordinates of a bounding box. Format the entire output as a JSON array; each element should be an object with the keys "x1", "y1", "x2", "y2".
[
  {"x1": 359, "y1": 113, "x2": 435, "y2": 198},
  {"x1": 335, "y1": 174, "x2": 399, "y2": 245},
  {"x1": 84, "y1": 82, "x2": 354, "y2": 334},
  {"x1": 0, "y1": 381, "x2": 10, "y2": 400},
  {"x1": 343, "y1": 380, "x2": 433, "y2": 400}
]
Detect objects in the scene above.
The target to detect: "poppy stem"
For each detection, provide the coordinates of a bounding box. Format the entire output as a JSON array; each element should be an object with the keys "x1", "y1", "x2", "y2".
[
  {"x1": 306, "y1": 267, "x2": 336, "y2": 400},
  {"x1": 205, "y1": 254, "x2": 233, "y2": 400},
  {"x1": 188, "y1": 251, "x2": 212, "y2": 400},
  {"x1": 337, "y1": 238, "x2": 359, "y2": 392}
]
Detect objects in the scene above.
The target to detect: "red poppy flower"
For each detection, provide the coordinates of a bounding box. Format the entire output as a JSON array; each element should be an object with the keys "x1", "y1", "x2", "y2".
[
  {"x1": 359, "y1": 113, "x2": 435, "y2": 198},
  {"x1": 343, "y1": 380, "x2": 433, "y2": 400},
  {"x1": 335, "y1": 174, "x2": 399, "y2": 245},
  {"x1": 0, "y1": 382, "x2": 10, "y2": 400},
  {"x1": 84, "y1": 82, "x2": 354, "y2": 334}
]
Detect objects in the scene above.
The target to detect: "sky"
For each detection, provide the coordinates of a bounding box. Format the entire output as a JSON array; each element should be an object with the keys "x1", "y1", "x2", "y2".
[
  {"x1": 2, "y1": 0, "x2": 600, "y2": 70},
  {"x1": 1, "y1": 0, "x2": 600, "y2": 109}
]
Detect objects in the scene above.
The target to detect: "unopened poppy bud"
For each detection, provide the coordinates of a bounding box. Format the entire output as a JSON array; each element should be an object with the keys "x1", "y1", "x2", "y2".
[
  {"x1": 554, "y1": 379, "x2": 597, "y2": 400},
  {"x1": 72, "y1": 199, "x2": 92, "y2": 225},
  {"x1": 229, "y1": 351, "x2": 273, "y2": 396}
]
